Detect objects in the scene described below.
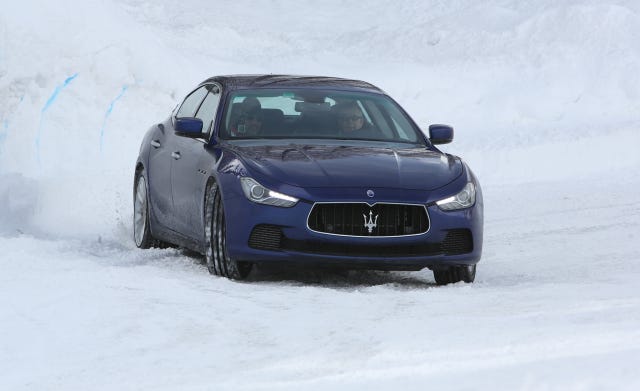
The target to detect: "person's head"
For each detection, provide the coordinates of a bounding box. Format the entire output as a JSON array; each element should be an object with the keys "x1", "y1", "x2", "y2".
[
  {"x1": 242, "y1": 97, "x2": 261, "y2": 112},
  {"x1": 241, "y1": 107, "x2": 263, "y2": 135},
  {"x1": 335, "y1": 102, "x2": 365, "y2": 132}
]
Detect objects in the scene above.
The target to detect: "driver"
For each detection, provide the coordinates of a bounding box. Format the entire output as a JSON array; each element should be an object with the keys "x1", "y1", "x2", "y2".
[
  {"x1": 240, "y1": 107, "x2": 263, "y2": 136},
  {"x1": 230, "y1": 97, "x2": 263, "y2": 136}
]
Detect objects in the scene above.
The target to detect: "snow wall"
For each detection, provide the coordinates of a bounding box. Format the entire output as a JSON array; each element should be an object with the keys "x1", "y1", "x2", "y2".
[{"x1": 1, "y1": 0, "x2": 639, "y2": 240}]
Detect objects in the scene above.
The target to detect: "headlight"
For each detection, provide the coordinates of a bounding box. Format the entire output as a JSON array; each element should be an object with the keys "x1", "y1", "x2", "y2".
[
  {"x1": 436, "y1": 182, "x2": 476, "y2": 211},
  {"x1": 240, "y1": 177, "x2": 299, "y2": 207}
]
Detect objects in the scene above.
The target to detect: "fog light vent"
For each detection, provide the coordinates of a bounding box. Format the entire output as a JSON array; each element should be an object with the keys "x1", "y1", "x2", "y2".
[
  {"x1": 442, "y1": 229, "x2": 473, "y2": 255},
  {"x1": 248, "y1": 224, "x2": 283, "y2": 251}
]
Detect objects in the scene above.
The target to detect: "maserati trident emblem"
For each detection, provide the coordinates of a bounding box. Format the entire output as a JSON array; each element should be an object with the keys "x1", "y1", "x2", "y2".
[{"x1": 363, "y1": 210, "x2": 379, "y2": 233}]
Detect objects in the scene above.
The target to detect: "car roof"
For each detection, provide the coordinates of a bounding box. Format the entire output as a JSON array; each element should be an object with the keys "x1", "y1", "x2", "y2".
[{"x1": 201, "y1": 74, "x2": 385, "y2": 94}]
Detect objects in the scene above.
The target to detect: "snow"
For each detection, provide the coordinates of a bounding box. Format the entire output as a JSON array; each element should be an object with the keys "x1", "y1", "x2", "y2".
[{"x1": 1, "y1": 0, "x2": 639, "y2": 389}]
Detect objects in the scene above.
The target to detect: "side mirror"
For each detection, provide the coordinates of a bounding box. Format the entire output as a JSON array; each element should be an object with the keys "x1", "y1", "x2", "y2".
[
  {"x1": 175, "y1": 117, "x2": 204, "y2": 138},
  {"x1": 428, "y1": 124, "x2": 454, "y2": 144}
]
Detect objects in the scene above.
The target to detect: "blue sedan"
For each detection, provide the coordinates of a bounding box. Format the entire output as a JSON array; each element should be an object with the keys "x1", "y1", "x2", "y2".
[{"x1": 133, "y1": 75, "x2": 483, "y2": 285}]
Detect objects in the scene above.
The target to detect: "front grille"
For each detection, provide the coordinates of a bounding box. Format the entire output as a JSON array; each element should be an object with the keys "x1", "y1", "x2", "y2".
[
  {"x1": 308, "y1": 203, "x2": 429, "y2": 236},
  {"x1": 442, "y1": 229, "x2": 473, "y2": 255},
  {"x1": 248, "y1": 224, "x2": 283, "y2": 250}
]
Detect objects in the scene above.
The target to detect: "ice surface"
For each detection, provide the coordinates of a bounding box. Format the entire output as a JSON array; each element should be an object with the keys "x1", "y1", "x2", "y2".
[{"x1": 0, "y1": 1, "x2": 639, "y2": 389}]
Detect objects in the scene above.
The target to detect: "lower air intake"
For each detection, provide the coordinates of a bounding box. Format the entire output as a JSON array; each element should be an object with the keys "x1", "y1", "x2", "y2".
[
  {"x1": 248, "y1": 224, "x2": 283, "y2": 250},
  {"x1": 442, "y1": 229, "x2": 473, "y2": 255}
]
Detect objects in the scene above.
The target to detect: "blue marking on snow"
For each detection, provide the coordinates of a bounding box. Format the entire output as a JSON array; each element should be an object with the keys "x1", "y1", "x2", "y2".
[
  {"x1": 42, "y1": 74, "x2": 78, "y2": 113},
  {"x1": 36, "y1": 73, "x2": 78, "y2": 164},
  {"x1": 100, "y1": 85, "x2": 128, "y2": 152}
]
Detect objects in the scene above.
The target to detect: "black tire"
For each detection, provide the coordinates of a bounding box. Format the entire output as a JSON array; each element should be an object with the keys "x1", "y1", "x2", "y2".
[
  {"x1": 133, "y1": 168, "x2": 157, "y2": 249},
  {"x1": 204, "y1": 182, "x2": 252, "y2": 280},
  {"x1": 433, "y1": 264, "x2": 476, "y2": 285}
]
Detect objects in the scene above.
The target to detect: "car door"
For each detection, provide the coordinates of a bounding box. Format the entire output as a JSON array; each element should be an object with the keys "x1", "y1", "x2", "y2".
[
  {"x1": 157, "y1": 85, "x2": 209, "y2": 234},
  {"x1": 170, "y1": 84, "x2": 222, "y2": 240},
  {"x1": 146, "y1": 117, "x2": 175, "y2": 231}
]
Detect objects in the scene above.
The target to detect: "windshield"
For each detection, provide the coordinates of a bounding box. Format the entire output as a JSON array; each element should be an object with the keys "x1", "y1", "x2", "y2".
[{"x1": 219, "y1": 88, "x2": 425, "y2": 144}]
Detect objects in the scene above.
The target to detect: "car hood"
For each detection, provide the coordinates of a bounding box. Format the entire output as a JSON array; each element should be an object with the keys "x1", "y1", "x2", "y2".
[{"x1": 229, "y1": 142, "x2": 463, "y2": 190}]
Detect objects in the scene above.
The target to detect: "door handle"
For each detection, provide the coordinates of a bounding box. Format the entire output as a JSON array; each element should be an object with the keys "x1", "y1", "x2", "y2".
[
  {"x1": 171, "y1": 151, "x2": 181, "y2": 160},
  {"x1": 150, "y1": 140, "x2": 161, "y2": 148}
]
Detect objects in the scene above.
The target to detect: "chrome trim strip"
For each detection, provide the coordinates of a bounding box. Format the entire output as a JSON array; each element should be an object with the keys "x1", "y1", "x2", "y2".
[{"x1": 306, "y1": 201, "x2": 431, "y2": 238}]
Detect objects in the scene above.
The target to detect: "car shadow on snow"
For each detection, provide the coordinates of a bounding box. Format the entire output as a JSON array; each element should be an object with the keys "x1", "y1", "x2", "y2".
[
  {"x1": 175, "y1": 249, "x2": 438, "y2": 289},
  {"x1": 246, "y1": 264, "x2": 437, "y2": 289},
  {"x1": 93, "y1": 241, "x2": 439, "y2": 289}
]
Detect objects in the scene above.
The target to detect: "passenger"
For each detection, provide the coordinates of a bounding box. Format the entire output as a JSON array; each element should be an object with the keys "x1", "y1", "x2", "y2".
[{"x1": 334, "y1": 102, "x2": 378, "y2": 137}]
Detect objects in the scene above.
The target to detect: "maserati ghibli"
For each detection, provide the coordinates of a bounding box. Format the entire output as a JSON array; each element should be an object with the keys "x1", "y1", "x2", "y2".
[{"x1": 133, "y1": 75, "x2": 483, "y2": 285}]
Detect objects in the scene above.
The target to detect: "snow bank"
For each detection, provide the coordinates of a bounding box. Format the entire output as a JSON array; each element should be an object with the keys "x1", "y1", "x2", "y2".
[
  {"x1": 0, "y1": 173, "x2": 38, "y2": 235},
  {"x1": 1, "y1": 0, "x2": 639, "y2": 240}
]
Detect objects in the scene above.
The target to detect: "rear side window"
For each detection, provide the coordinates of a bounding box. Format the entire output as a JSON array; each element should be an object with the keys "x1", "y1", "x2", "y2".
[{"x1": 176, "y1": 86, "x2": 208, "y2": 118}]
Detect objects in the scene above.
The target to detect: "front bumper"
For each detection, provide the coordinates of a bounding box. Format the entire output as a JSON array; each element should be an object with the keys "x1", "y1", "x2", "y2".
[{"x1": 222, "y1": 185, "x2": 483, "y2": 271}]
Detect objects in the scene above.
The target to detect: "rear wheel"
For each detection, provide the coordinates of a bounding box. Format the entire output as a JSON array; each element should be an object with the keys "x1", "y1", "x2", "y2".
[
  {"x1": 133, "y1": 170, "x2": 155, "y2": 248},
  {"x1": 433, "y1": 264, "x2": 476, "y2": 285},
  {"x1": 204, "y1": 183, "x2": 252, "y2": 280}
]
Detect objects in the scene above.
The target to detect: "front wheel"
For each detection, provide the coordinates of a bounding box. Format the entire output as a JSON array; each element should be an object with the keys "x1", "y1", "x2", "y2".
[
  {"x1": 433, "y1": 264, "x2": 476, "y2": 285},
  {"x1": 204, "y1": 183, "x2": 252, "y2": 280}
]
